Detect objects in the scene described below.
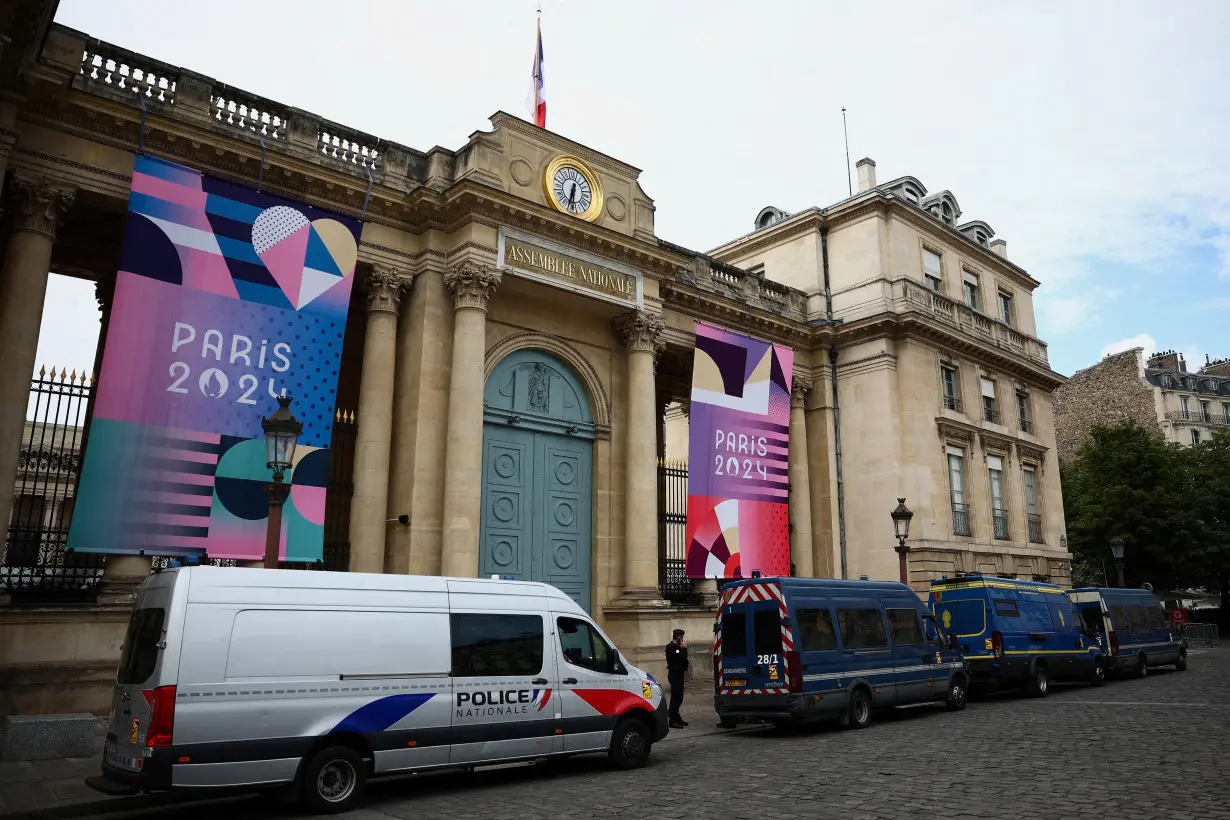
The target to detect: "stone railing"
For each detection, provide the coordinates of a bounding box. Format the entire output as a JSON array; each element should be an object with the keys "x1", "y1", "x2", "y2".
[
  {"x1": 79, "y1": 38, "x2": 178, "y2": 107},
  {"x1": 1165, "y1": 410, "x2": 1230, "y2": 427},
  {"x1": 209, "y1": 85, "x2": 290, "y2": 141},
  {"x1": 318, "y1": 119, "x2": 380, "y2": 171},
  {"x1": 901, "y1": 278, "x2": 1049, "y2": 366}
]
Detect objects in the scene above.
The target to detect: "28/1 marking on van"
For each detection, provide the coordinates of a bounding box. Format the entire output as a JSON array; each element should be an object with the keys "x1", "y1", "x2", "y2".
[{"x1": 756, "y1": 654, "x2": 780, "y2": 665}]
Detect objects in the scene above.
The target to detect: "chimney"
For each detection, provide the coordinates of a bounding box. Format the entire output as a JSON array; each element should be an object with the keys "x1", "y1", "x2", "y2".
[
  {"x1": 989, "y1": 239, "x2": 1008, "y2": 259},
  {"x1": 1147, "y1": 350, "x2": 1180, "y2": 371},
  {"x1": 856, "y1": 157, "x2": 876, "y2": 192},
  {"x1": 1203, "y1": 357, "x2": 1230, "y2": 377}
]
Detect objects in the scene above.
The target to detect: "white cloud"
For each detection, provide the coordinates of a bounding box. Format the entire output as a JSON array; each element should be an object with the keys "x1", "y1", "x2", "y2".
[{"x1": 1100, "y1": 333, "x2": 1157, "y2": 360}]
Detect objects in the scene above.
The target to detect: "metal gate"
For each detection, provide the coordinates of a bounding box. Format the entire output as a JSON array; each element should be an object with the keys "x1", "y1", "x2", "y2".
[{"x1": 658, "y1": 459, "x2": 700, "y2": 605}]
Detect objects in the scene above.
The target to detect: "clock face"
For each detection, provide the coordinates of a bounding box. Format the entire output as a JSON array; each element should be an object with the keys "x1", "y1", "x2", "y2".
[{"x1": 552, "y1": 166, "x2": 593, "y2": 215}]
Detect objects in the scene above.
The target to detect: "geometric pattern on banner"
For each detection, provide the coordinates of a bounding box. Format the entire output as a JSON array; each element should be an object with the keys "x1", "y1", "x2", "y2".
[
  {"x1": 685, "y1": 322, "x2": 794, "y2": 579},
  {"x1": 67, "y1": 154, "x2": 360, "y2": 561}
]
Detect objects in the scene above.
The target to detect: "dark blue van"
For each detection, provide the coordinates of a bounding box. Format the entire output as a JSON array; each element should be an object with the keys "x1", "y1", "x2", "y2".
[
  {"x1": 929, "y1": 574, "x2": 1105, "y2": 695},
  {"x1": 1067, "y1": 587, "x2": 1187, "y2": 676},
  {"x1": 713, "y1": 578, "x2": 968, "y2": 729}
]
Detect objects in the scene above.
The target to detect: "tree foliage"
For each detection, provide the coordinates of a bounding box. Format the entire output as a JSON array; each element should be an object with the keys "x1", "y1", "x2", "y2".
[{"x1": 1061, "y1": 422, "x2": 1230, "y2": 592}]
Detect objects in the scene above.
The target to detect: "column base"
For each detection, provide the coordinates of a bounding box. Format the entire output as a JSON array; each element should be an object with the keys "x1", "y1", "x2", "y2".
[
  {"x1": 616, "y1": 586, "x2": 669, "y2": 607},
  {"x1": 97, "y1": 576, "x2": 144, "y2": 605},
  {"x1": 692, "y1": 578, "x2": 720, "y2": 609}
]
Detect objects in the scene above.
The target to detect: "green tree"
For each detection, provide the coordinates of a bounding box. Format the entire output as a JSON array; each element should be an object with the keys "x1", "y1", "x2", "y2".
[
  {"x1": 1061, "y1": 422, "x2": 1198, "y2": 589},
  {"x1": 1189, "y1": 429, "x2": 1230, "y2": 620}
]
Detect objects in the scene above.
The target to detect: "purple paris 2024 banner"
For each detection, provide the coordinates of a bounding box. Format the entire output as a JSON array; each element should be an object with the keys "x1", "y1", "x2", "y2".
[
  {"x1": 67, "y1": 155, "x2": 361, "y2": 561},
  {"x1": 685, "y1": 322, "x2": 794, "y2": 580}
]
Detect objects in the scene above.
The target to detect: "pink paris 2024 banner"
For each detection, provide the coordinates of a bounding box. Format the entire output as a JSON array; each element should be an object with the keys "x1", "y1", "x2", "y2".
[{"x1": 685, "y1": 322, "x2": 794, "y2": 579}]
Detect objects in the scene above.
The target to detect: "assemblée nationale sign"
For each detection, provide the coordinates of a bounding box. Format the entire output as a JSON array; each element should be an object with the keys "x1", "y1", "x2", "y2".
[{"x1": 504, "y1": 236, "x2": 638, "y2": 303}]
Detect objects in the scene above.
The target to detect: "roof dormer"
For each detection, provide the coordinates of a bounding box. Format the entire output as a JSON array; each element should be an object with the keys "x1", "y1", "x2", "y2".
[
  {"x1": 921, "y1": 190, "x2": 962, "y2": 227},
  {"x1": 880, "y1": 176, "x2": 928, "y2": 206},
  {"x1": 958, "y1": 220, "x2": 996, "y2": 248},
  {"x1": 754, "y1": 206, "x2": 791, "y2": 231}
]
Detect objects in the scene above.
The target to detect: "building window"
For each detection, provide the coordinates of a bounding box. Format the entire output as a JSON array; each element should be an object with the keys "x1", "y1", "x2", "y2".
[
  {"x1": 941, "y1": 363, "x2": 961, "y2": 411},
  {"x1": 963, "y1": 271, "x2": 981, "y2": 311},
  {"x1": 981, "y1": 377, "x2": 999, "y2": 424},
  {"x1": 1180, "y1": 395, "x2": 1190, "y2": 419},
  {"x1": 1192, "y1": 429, "x2": 1201, "y2": 446},
  {"x1": 1223, "y1": 402, "x2": 1230, "y2": 424},
  {"x1": 1016, "y1": 391, "x2": 1032, "y2": 434},
  {"x1": 1161, "y1": 375, "x2": 1172, "y2": 388},
  {"x1": 998, "y1": 290, "x2": 1014, "y2": 326},
  {"x1": 1024, "y1": 467, "x2": 1042, "y2": 543},
  {"x1": 947, "y1": 447, "x2": 971, "y2": 536},
  {"x1": 923, "y1": 249, "x2": 943, "y2": 291},
  {"x1": 988, "y1": 455, "x2": 1009, "y2": 540},
  {"x1": 1200, "y1": 400, "x2": 1211, "y2": 423}
]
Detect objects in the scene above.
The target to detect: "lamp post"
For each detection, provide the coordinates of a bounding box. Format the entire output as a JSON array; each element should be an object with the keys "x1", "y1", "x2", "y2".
[
  {"x1": 891, "y1": 497, "x2": 914, "y2": 586},
  {"x1": 1109, "y1": 536, "x2": 1126, "y2": 588},
  {"x1": 261, "y1": 395, "x2": 303, "y2": 569}
]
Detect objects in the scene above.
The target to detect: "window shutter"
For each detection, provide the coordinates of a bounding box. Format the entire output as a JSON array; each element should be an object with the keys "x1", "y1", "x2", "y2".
[
  {"x1": 980, "y1": 378, "x2": 996, "y2": 398},
  {"x1": 987, "y1": 455, "x2": 1004, "y2": 471}
]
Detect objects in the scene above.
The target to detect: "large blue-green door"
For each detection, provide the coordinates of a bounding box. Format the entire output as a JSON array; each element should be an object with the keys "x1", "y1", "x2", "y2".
[{"x1": 481, "y1": 350, "x2": 594, "y2": 611}]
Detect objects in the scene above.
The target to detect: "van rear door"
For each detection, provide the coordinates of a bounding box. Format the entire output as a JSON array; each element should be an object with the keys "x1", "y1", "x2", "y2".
[
  {"x1": 104, "y1": 571, "x2": 176, "y2": 775},
  {"x1": 720, "y1": 582, "x2": 788, "y2": 694}
]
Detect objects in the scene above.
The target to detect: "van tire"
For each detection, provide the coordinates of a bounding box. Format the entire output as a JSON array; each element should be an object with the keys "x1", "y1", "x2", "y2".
[
  {"x1": 608, "y1": 716, "x2": 652, "y2": 770},
  {"x1": 299, "y1": 745, "x2": 366, "y2": 815},
  {"x1": 945, "y1": 677, "x2": 968, "y2": 711},
  {"x1": 1023, "y1": 665, "x2": 1049, "y2": 698},
  {"x1": 1133, "y1": 654, "x2": 1148, "y2": 679},
  {"x1": 1175, "y1": 650, "x2": 1188, "y2": 672},
  {"x1": 843, "y1": 689, "x2": 873, "y2": 730}
]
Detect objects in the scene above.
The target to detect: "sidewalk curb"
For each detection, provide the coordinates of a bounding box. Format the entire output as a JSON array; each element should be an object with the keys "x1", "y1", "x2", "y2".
[{"x1": 2, "y1": 790, "x2": 242, "y2": 820}]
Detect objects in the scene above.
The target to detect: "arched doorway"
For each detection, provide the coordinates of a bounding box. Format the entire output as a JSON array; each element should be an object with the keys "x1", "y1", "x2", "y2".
[{"x1": 481, "y1": 349, "x2": 594, "y2": 610}]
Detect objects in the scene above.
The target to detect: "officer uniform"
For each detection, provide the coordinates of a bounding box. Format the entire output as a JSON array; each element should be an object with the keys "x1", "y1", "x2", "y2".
[{"x1": 665, "y1": 631, "x2": 689, "y2": 727}]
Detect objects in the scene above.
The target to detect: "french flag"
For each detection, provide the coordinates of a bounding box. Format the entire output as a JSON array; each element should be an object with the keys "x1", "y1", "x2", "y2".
[{"x1": 530, "y1": 19, "x2": 545, "y2": 127}]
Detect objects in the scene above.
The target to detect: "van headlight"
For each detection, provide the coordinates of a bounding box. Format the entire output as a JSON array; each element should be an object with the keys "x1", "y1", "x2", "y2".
[{"x1": 651, "y1": 682, "x2": 663, "y2": 699}]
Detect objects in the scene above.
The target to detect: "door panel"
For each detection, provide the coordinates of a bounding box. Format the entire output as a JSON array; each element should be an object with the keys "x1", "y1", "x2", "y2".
[
  {"x1": 480, "y1": 430, "x2": 534, "y2": 582},
  {"x1": 538, "y1": 440, "x2": 591, "y2": 609}
]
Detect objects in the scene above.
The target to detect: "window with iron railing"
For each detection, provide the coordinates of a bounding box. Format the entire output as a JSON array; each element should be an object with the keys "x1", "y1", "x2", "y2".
[
  {"x1": 951, "y1": 503, "x2": 972, "y2": 537},
  {"x1": 981, "y1": 377, "x2": 999, "y2": 423},
  {"x1": 988, "y1": 455, "x2": 1009, "y2": 540},
  {"x1": 941, "y1": 364, "x2": 961, "y2": 412},
  {"x1": 948, "y1": 450, "x2": 971, "y2": 536},
  {"x1": 1023, "y1": 467, "x2": 1042, "y2": 543},
  {"x1": 1027, "y1": 514, "x2": 1043, "y2": 544},
  {"x1": 1016, "y1": 392, "x2": 1032, "y2": 434}
]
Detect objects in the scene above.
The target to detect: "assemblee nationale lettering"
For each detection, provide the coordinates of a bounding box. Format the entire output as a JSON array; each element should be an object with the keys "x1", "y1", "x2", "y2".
[{"x1": 507, "y1": 239, "x2": 635, "y2": 297}]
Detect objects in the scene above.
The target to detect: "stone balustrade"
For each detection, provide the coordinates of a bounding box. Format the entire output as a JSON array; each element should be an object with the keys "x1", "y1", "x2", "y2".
[{"x1": 900, "y1": 277, "x2": 1049, "y2": 366}]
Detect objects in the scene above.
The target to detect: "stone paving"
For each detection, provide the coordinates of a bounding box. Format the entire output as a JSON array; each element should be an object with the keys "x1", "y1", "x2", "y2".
[{"x1": 7, "y1": 647, "x2": 1230, "y2": 819}]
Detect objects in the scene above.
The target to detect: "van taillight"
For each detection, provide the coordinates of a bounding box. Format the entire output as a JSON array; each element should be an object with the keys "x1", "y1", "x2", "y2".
[
  {"x1": 141, "y1": 686, "x2": 176, "y2": 747},
  {"x1": 991, "y1": 631, "x2": 1004, "y2": 658},
  {"x1": 1109, "y1": 631, "x2": 1120, "y2": 656},
  {"x1": 785, "y1": 651, "x2": 803, "y2": 692}
]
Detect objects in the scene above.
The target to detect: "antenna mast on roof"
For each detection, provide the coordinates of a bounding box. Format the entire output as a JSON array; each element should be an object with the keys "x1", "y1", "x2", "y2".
[{"x1": 842, "y1": 107, "x2": 853, "y2": 198}]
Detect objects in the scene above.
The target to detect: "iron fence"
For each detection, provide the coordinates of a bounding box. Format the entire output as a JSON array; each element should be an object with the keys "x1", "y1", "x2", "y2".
[
  {"x1": 992, "y1": 510, "x2": 1010, "y2": 540},
  {"x1": 1027, "y1": 513, "x2": 1043, "y2": 544},
  {"x1": 951, "y1": 502, "x2": 971, "y2": 536},
  {"x1": 658, "y1": 459, "x2": 701, "y2": 606},
  {"x1": 1182, "y1": 622, "x2": 1219, "y2": 646}
]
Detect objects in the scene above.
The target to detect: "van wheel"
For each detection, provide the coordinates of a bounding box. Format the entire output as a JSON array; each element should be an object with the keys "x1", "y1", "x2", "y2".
[
  {"x1": 1089, "y1": 658, "x2": 1106, "y2": 687},
  {"x1": 608, "y1": 717, "x2": 652, "y2": 770},
  {"x1": 1023, "y1": 666, "x2": 1049, "y2": 698},
  {"x1": 1134, "y1": 654, "x2": 1148, "y2": 679},
  {"x1": 299, "y1": 745, "x2": 365, "y2": 815},
  {"x1": 843, "y1": 689, "x2": 873, "y2": 730},
  {"x1": 1175, "y1": 650, "x2": 1188, "y2": 672},
  {"x1": 945, "y1": 677, "x2": 968, "y2": 711}
]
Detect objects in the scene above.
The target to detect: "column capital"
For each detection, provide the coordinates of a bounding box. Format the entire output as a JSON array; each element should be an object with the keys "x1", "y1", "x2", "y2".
[
  {"x1": 614, "y1": 310, "x2": 665, "y2": 354},
  {"x1": 9, "y1": 173, "x2": 76, "y2": 241},
  {"x1": 364, "y1": 266, "x2": 414, "y2": 315},
  {"x1": 791, "y1": 377, "x2": 813, "y2": 408},
  {"x1": 444, "y1": 262, "x2": 501, "y2": 311}
]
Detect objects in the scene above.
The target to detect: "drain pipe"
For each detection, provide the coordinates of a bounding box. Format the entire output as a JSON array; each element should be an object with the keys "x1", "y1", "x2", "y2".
[{"x1": 820, "y1": 225, "x2": 848, "y2": 579}]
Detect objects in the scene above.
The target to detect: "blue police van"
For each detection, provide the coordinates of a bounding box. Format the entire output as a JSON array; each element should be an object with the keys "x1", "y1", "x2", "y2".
[
  {"x1": 713, "y1": 578, "x2": 968, "y2": 729},
  {"x1": 1066, "y1": 587, "x2": 1187, "y2": 676},
  {"x1": 929, "y1": 574, "x2": 1105, "y2": 696}
]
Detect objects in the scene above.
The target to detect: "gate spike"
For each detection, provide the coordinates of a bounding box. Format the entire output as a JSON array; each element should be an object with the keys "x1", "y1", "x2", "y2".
[
  {"x1": 70, "y1": 369, "x2": 78, "y2": 383},
  {"x1": 38, "y1": 365, "x2": 46, "y2": 378}
]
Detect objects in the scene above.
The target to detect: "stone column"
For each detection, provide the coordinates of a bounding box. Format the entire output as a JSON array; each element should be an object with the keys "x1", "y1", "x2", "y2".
[
  {"x1": 348, "y1": 267, "x2": 413, "y2": 574},
  {"x1": 0, "y1": 175, "x2": 75, "y2": 547},
  {"x1": 615, "y1": 310, "x2": 666, "y2": 603},
  {"x1": 789, "y1": 378, "x2": 814, "y2": 578},
  {"x1": 439, "y1": 262, "x2": 501, "y2": 578}
]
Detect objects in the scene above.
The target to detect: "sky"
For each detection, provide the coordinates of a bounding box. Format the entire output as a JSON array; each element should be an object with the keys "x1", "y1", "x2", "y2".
[{"x1": 38, "y1": 0, "x2": 1230, "y2": 378}]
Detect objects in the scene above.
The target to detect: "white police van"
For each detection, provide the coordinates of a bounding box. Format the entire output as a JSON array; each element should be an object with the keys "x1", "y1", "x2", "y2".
[{"x1": 86, "y1": 566, "x2": 667, "y2": 813}]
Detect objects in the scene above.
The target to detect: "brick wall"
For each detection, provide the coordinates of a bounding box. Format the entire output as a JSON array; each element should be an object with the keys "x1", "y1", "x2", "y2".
[{"x1": 1052, "y1": 348, "x2": 1163, "y2": 461}]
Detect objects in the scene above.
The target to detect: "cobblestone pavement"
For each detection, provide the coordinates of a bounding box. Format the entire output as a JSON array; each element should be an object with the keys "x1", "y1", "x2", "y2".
[{"x1": 67, "y1": 646, "x2": 1230, "y2": 820}]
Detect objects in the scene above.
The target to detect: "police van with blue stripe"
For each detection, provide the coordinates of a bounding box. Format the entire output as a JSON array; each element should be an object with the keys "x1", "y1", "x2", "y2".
[
  {"x1": 713, "y1": 578, "x2": 968, "y2": 730},
  {"x1": 1066, "y1": 587, "x2": 1187, "y2": 676},
  {"x1": 86, "y1": 567, "x2": 668, "y2": 814},
  {"x1": 929, "y1": 574, "x2": 1106, "y2": 695}
]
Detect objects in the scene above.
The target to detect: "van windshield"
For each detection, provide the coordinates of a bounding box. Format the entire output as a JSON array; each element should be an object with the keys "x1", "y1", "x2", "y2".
[{"x1": 117, "y1": 608, "x2": 165, "y2": 685}]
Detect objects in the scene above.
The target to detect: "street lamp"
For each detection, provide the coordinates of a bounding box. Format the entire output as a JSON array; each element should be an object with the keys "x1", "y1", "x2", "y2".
[
  {"x1": 261, "y1": 395, "x2": 302, "y2": 569},
  {"x1": 1109, "y1": 536, "x2": 1126, "y2": 588},
  {"x1": 891, "y1": 497, "x2": 914, "y2": 586}
]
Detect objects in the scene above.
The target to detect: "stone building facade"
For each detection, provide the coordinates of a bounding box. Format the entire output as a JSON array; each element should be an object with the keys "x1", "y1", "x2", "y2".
[
  {"x1": 0, "y1": 11, "x2": 1069, "y2": 714},
  {"x1": 1054, "y1": 348, "x2": 1230, "y2": 459}
]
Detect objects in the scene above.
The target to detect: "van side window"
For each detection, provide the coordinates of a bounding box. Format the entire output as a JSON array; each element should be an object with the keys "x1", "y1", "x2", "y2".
[
  {"x1": 886, "y1": 608, "x2": 924, "y2": 646},
  {"x1": 1110, "y1": 605, "x2": 1130, "y2": 631},
  {"x1": 1145, "y1": 607, "x2": 1166, "y2": 630},
  {"x1": 1128, "y1": 606, "x2": 1150, "y2": 632},
  {"x1": 557, "y1": 617, "x2": 614, "y2": 674},
  {"x1": 722, "y1": 611, "x2": 748, "y2": 657},
  {"x1": 836, "y1": 608, "x2": 888, "y2": 650},
  {"x1": 1078, "y1": 607, "x2": 1103, "y2": 633},
  {"x1": 117, "y1": 608, "x2": 165, "y2": 685},
  {"x1": 451, "y1": 614, "x2": 544, "y2": 678},
  {"x1": 796, "y1": 608, "x2": 838, "y2": 651},
  {"x1": 1047, "y1": 602, "x2": 1074, "y2": 631},
  {"x1": 993, "y1": 599, "x2": 1020, "y2": 617}
]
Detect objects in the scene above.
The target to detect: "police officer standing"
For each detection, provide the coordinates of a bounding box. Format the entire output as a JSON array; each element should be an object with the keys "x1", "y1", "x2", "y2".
[{"x1": 665, "y1": 628, "x2": 688, "y2": 729}]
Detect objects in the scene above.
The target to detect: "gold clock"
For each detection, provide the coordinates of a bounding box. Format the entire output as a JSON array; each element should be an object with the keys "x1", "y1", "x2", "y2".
[{"x1": 543, "y1": 154, "x2": 604, "y2": 222}]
